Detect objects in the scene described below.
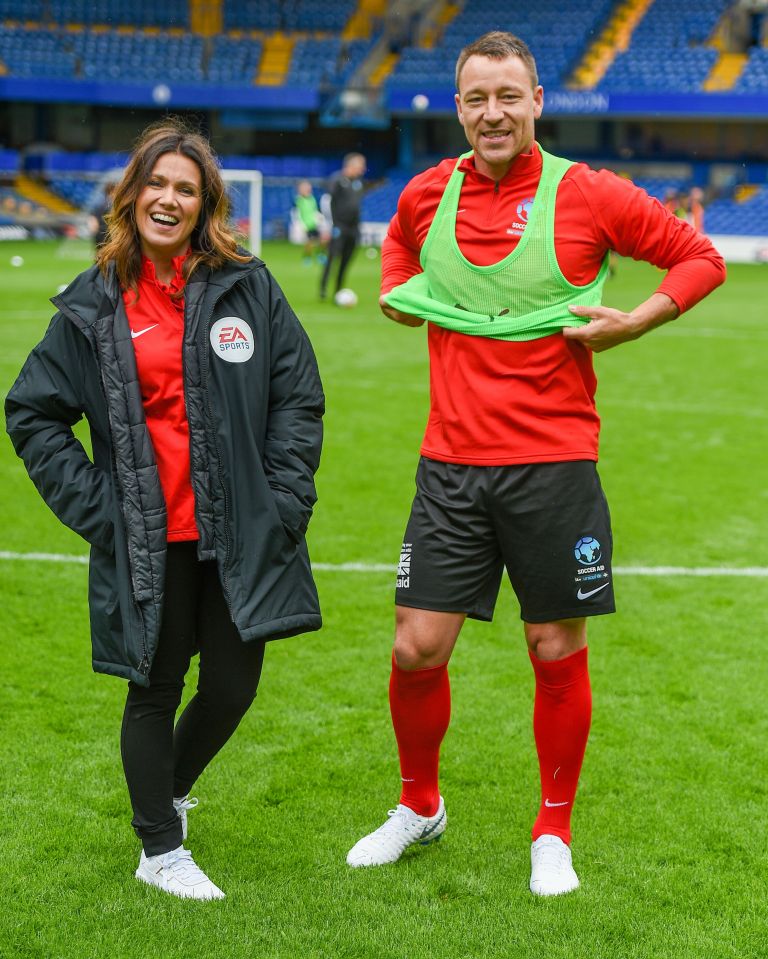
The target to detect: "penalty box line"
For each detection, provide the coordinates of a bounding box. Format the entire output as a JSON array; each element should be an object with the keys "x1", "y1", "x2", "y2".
[{"x1": 0, "y1": 552, "x2": 767, "y2": 577}]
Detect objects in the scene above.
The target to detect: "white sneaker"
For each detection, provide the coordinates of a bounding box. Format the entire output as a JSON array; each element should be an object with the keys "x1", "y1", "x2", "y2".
[
  {"x1": 173, "y1": 795, "x2": 198, "y2": 841},
  {"x1": 530, "y1": 834, "x2": 580, "y2": 896},
  {"x1": 346, "y1": 797, "x2": 447, "y2": 867},
  {"x1": 135, "y1": 846, "x2": 225, "y2": 900}
]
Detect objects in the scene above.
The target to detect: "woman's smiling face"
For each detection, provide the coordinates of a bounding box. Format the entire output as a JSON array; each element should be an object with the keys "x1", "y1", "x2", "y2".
[{"x1": 135, "y1": 152, "x2": 203, "y2": 263}]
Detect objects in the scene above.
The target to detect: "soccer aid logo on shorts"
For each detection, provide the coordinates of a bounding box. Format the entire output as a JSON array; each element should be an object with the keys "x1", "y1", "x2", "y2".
[
  {"x1": 574, "y1": 537, "x2": 601, "y2": 566},
  {"x1": 397, "y1": 543, "x2": 412, "y2": 589}
]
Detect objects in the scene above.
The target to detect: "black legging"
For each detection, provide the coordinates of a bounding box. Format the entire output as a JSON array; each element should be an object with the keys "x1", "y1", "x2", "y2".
[
  {"x1": 120, "y1": 542, "x2": 265, "y2": 855},
  {"x1": 320, "y1": 226, "x2": 359, "y2": 297}
]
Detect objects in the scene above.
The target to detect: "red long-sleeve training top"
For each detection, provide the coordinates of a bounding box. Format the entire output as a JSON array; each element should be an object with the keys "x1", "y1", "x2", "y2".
[
  {"x1": 124, "y1": 254, "x2": 199, "y2": 541},
  {"x1": 381, "y1": 143, "x2": 726, "y2": 465}
]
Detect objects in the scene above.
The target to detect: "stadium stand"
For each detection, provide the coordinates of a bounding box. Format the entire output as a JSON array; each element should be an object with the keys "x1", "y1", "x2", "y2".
[
  {"x1": 286, "y1": 38, "x2": 344, "y2": 88},
  {"x1": 0, "y1": 27, "x2": 76, "y2": 80},
  {"x1": 704, "y1": 186, "x2": 768, "y2": 235},
  {"x1": 47, "y1": 0, "x2": 189, "y2": 28},
  {"x1": 386, "y1": 0, "x2": 616, "y2": 90},
  {"x1": 599, "y1": 0, "x2": 732, "y2": 92},
  {"x1": 70, "y1": 32, "x2": 205, "y2": 83},
  {"x1": 222, "y1": 0, "x2": 356, "y2": 32},
  {"x1": 0, "y1": 0, "x2": 46, "y2": 17},
  {"x1": 208, "y1": 35, "x2": 263, "y2": 85},
  {"x1": 735, "y1": 47, "x2": 768, "y2": 92}
]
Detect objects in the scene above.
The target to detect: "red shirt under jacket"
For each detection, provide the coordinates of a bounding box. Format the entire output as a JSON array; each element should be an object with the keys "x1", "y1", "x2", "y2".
[
  {"x1": 382, "y1": 144, "x2": 726, "y2": 465},
  {"x1": 123, "y1": 254, "x2": 199, "y2": 541}
]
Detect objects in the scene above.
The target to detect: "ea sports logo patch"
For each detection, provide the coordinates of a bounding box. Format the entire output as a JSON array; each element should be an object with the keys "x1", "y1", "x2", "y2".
[{"x1": 210, "y1": 317, "x2": 254, "y2": 364}]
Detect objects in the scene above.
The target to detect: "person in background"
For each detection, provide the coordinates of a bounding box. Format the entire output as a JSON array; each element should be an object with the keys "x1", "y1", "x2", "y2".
[
  {"x1": 688, "y1": 187, "x2": 705, "y2": 233},
  {"x1": 664, "y1": 188, "x2": 688, "y2": 219},
  {"x1": 345, "y1": 31, "x2": 725, "y2": 896},
  {"x1": 294, "y1": 179, "x2": 324, "y2": 265},
  {"x1": 5, "y1": 118, "x2": 324, "y2": 902},
  {"x1": 319, "y1": 152, "x2": 366, "y2": 302},
  {"x1": 89, "y1": 180, "x2": 117, "y2": 251}
]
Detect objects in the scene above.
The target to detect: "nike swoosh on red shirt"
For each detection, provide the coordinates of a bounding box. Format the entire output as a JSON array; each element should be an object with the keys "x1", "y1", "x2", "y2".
[{"x1": 131, "y1": 324, "x2": 158, "y2": 339}]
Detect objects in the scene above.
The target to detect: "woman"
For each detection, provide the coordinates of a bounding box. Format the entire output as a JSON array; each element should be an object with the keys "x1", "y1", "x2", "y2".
[{"x1": 5, "y1": 119, "x2": 324, "y2": 901}]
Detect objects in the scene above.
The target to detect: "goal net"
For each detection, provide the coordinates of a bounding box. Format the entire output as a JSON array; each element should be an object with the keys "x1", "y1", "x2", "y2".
[{"x1": 222, "y1": 169, "x2": 262, "y2": 257}]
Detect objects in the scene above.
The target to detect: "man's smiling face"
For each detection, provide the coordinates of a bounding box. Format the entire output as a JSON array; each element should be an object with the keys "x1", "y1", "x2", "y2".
[{"x1": 455, "y1": 54, "x2": 543, "y2": 180}]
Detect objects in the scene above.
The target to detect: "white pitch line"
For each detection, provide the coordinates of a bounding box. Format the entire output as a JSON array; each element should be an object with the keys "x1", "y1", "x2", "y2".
[
  {"x1": 0, "y1": 550, "x2": 89, "y2": 564},
  {"x1": 0, "y1": 552, "x2": 767, "y2": 577}
]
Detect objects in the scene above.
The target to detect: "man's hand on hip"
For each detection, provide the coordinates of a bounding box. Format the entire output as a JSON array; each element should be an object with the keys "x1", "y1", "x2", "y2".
[
  {"x1": 379, "y1": 295, "x2": 425, "y2": 327},
  {"x1": 564, "y1": 293, "x2": 679, "y2": 353}
]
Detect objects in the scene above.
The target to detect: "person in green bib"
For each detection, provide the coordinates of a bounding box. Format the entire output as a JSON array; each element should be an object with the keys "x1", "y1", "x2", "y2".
[
  {"x1": 345, "y1": 31, "x2": 725, "y2": 894},
  {"x1": 294, "y1": 179, "x2": 324, "y2": 265}
]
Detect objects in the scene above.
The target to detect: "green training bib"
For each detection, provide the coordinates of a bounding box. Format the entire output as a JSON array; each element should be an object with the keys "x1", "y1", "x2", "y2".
[{"x1": 384, "y1": 145, "x2": 609, "y2": 341}]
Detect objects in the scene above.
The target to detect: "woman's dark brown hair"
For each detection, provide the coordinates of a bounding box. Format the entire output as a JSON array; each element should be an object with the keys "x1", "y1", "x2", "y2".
[{"x1": 96, "y1": 117, "x2": 250, "y2": 292}]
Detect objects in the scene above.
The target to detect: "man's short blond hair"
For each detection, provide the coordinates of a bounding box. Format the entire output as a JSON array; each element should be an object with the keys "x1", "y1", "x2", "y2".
[{"x1": 455, "y1": 31, "x2": 539, "y2": 90}]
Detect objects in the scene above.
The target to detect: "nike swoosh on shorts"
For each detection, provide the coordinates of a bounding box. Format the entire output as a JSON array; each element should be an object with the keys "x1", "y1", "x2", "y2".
[{"x1": 576, "y1": 582, "x2": 610, "y2": 600}]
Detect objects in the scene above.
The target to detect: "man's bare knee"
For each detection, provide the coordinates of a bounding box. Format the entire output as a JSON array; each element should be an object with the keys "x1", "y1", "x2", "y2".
[
  {"x1": 393, "y1": 606, "x2": 465, "y2": 669},
  {"x1": 525, "y1": 618, "x2": 587, "y2": 661}
]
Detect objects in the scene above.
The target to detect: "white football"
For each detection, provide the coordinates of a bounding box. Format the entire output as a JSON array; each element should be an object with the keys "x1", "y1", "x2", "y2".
[
  {"x1": 10, "y1": 255, "x2": 24, "y2": 267},
  {"x1": 411, "y1": 94, "x2": 430, "y2": 112},
  {"x1": 334, "y1": 288, "x2": 358, "y2": 308}
]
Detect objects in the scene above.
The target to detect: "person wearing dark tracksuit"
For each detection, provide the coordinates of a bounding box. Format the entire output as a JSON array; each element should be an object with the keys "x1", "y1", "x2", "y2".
[{"x1": 319, "y1": 152, "x2": 366, "y2": 301}]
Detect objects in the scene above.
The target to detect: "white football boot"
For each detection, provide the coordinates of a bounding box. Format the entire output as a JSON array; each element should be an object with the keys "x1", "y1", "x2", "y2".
[
  {"x1": 135, "y1": 846, "x2": 225, "y2": 900},
  {"x1": 346, "y1": 797, "x2": 447, "y2": 867},
  {"x1": 529, "y1": 834, "x2": 580, "y2": 896},
  {"x1": 173, "y1": 795, "x2": 199, "y2": 841}
]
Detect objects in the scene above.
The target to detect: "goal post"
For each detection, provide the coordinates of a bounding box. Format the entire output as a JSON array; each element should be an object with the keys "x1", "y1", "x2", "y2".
[{"x1": 222, "y1": 169, "x2": 262, "y2": 257}]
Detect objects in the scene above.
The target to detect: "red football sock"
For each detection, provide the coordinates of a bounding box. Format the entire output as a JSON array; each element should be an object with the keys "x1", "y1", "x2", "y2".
[
  {"x1": 389, "y1": 653, "x2": 450, "y2": 817},
  {"x1": 529, "y1": 646, "x2": 592, "y2": 845}
]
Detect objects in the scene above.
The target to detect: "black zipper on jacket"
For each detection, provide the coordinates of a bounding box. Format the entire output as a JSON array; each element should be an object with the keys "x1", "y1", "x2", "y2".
[
  {"x1": 193, "y1": 275, "x2": 253, "y2": 616},
  {"x1": 89, "y1": 324, "x2": 151, "y2": 677}
]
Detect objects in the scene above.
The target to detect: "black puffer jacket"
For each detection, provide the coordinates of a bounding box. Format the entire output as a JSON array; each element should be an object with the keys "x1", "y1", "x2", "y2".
[{"x1": 5, "y1": 255, "x2": 324, "y2": 687}]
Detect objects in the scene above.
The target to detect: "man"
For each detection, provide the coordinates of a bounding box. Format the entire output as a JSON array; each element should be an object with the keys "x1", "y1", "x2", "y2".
[
  {"x1": 346, "y1": 32, "x2": 725, "y2": 895},
  {"x1": 319, "y1": 152, "x2": 366, "y2": 301}
]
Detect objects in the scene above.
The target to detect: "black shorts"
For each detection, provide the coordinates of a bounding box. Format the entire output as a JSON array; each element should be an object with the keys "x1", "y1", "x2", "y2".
[{"x1": 395, "y1": 458, "x2": 615, "y2": 624}]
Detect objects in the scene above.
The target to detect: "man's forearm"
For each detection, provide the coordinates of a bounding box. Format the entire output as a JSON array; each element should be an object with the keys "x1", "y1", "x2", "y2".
[{"x1": 626, "y1": 292, "x2": 680, "y2": 337}]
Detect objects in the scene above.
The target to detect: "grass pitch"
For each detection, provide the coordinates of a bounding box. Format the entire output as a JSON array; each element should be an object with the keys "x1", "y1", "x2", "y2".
[{"x1": 1, "y1": 240, "x2": 767, "y2": 959}]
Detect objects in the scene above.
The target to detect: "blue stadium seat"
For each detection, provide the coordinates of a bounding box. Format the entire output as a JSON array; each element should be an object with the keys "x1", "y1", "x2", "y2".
[
  {"x1": 208, "y1": 36, "x2": 262, "y2": 85},
  {"x1": 286, "y1": 38, "x2": 343, "y2": 88},
  {"x1": 48, "y1": 0, "x2": 189, "y2": 28},
  {"x1": 0, "y1": 149, "x2": 19, "y2": 175},
  {"x1": 0, "y1": 0, "x2": 46, "y2": 17},
  {"x1": 387, "y1": 0, "x2": 615, "y2": 90},
  {"x1": 704, "y1": 187, "x2": 768, "y2": 235},
  {"x1": 361, "y1": 176, "x2": 410, "y2": 222},
  {"x1": 600, "y1": 0, "x2": 731, "y2": 93},
  {"x1": 70, "y1": 31, "x2": 205, "y2": 83},
  {"x1": 735, "y1": 48, "x2": 768, "y2": 92},
  {"x1": 223, "y1": 0, "x2": 355, "y2": 32},
  {"x1": 223, "y1": 0, "x2": 282, "y2": 31}
]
